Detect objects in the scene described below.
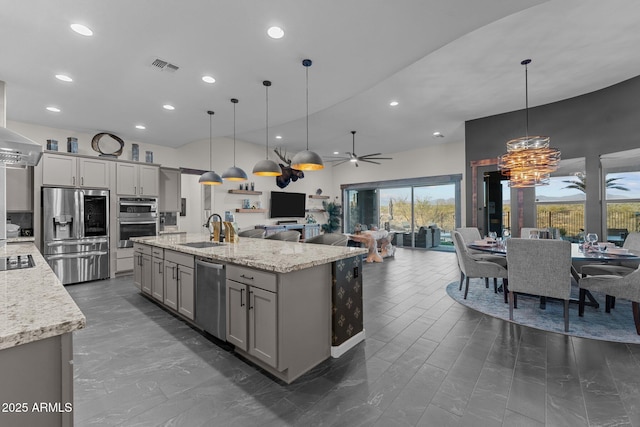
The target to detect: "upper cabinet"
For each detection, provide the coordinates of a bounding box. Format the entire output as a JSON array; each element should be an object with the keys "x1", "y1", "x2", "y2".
[
  {"x1": 116, "y1": 162, "x2": 159, "y2": 196},
  {"x1": 159, "y1": 167, "x2": 181, "y2": 212},
  {"x1": 6, "y1": 167, "x2": 33, "y2": 211},
  {"x1": 41, "y1": 153, "x2": 110, "y2": 188}
]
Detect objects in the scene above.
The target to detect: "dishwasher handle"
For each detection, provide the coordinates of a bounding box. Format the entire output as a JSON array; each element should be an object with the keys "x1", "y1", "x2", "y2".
[{"x1": 195, "y1": 258, "x2": 225, "y2": 269}]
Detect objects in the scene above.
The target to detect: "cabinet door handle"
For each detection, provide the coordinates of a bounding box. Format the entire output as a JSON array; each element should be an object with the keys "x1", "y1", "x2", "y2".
[
  {"x1": 172, "y1": 266, "x2": 176, "y2": 280},
  {"x1": 249, "y1": 290, "x2": 254, "y2": 310},
  {"x1": 81, "y1": 176, "x2": 84, "y2": 186},
  {"x1": 176, "y1": 266, "x2": 180, "y2": 283},
  {"x1": 72, "y1": 176, "x2": 76, "y2": 186},
  {"x1": 158, "y1": 262, "x2": 162, "y2": 274},
  {"x1": 141, "y1": 187, "x2": 144, "y2": 194},
  {"x1": 240, "y1": 274, "x2": 254, "y2": 280},
  {"x1": 240, "y1": 288, "x2": 245, "y2": 307}
]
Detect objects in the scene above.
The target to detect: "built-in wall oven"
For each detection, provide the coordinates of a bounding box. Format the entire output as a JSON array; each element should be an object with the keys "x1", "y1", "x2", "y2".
[{"x1": 117, "y1": 197, "x2": 158, "y2": 248}]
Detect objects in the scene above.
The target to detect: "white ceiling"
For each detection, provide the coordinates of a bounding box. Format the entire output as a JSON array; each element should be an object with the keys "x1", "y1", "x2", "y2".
[{"x1": 2, "y1": 0, "x2": 640, "y2": 161}]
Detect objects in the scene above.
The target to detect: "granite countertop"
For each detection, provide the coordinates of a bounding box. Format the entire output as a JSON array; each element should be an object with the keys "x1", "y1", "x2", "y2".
[
  {"x1": 132, "y1": 233, "x2": 367, "y2": 274},
  {"x1": 0, "y1": 243, "x2": 86, "y2": 350},
  {"x1": 7, "y1": 236, "x2": 36, "y2": 243}
]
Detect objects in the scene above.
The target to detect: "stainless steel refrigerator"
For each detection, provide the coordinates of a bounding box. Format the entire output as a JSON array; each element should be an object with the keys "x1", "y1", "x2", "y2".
[{"x1": 42, "y1": 187, "x2": 109, "y2": 284}]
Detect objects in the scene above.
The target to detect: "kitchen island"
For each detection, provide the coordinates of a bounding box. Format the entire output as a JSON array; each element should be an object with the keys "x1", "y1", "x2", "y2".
[
  {"x1": 131, "y1": 233, "x2": 367, "y2": 383},
  {"x1": 0, "y1": 242, "x2": 86, "y2": 427}
]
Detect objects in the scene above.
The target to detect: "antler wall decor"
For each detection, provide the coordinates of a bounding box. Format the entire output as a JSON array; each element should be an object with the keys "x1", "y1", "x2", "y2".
[{"x1": 273, "y1": 148, "x2": 305, "y2": 188}]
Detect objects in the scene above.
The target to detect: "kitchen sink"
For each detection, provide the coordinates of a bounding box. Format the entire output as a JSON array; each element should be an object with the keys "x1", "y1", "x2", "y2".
[{"x1": 179, "y1": 241, "x2": 224, "y2": 249}]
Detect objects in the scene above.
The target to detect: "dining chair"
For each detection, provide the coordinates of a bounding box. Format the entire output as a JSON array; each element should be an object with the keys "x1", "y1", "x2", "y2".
[
  {"x1": 237, "y1": 228, "x2": 265, "y2": 238},
  {"x1": 264, "y1": 230, "x2": 301, "y2": 242},
  {"x1": 579, "y1": 265, "x2": 640, "y2": 335},
  {"x1": 506, "y1": 238, "x2": 572, "y2": 332},
  {"x1": 520, "y1": 227, "x2": 545, "y2": 238},
  {"x1": 581, "y1": 231, "x2": 640, "y2": 277},
  {"x1": 454, "y1": 227, "x2": 508, "y2": 292},
  {"x1": 305, "y1": 233, "x2": 348, "y2": 246},
  {"x1": 452, "y1": 231, "x2": 508, "y2": 300}
]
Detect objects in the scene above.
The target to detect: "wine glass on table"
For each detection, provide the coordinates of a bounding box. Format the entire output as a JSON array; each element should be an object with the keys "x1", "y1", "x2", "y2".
[{"x1": 586, "y1": 233, "x2": 598, "y2": 250}]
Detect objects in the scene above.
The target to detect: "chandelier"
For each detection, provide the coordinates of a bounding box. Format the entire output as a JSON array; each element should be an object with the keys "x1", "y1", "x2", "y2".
[{"x1": 498, "y1": 59, "x2": 560, "y2": 187}]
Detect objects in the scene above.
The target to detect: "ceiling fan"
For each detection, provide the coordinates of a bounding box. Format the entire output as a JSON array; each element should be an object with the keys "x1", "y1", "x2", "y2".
[{"x1": 330, "y1": 131, "x2": 392, "y2": 167}]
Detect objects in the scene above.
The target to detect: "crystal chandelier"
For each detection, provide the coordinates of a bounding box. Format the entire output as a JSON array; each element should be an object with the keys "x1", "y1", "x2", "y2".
[{"x1": 498, "y1": 59, "x2": 560, "y2": 187}]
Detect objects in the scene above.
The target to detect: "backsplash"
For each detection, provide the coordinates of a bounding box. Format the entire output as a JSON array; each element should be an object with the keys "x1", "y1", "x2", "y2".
[{"x1": 6, "y1": 212, "x2": 33, "y2": 236}]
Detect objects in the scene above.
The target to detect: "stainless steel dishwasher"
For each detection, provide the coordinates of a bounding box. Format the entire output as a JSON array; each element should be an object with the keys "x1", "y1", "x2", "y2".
[{"x1": 195, "y1": 258, "x2": 226, "y2": 341}]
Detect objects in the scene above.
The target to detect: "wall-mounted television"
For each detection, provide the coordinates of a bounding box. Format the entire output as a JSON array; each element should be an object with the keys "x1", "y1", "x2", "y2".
[{"x1": 270, "y1": 191, "x2": 306, "y2": 218}]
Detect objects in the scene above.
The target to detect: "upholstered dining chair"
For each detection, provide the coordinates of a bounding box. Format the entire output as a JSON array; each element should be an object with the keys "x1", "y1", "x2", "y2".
[
  {"x1": 578, "y1": 265, "x2": 640, "y2": 334},
  {"x1": 305, "y1": 233, "x2": 348, "y2": 246},
  {"x1": 452, "y1": 231, "x2": 508, "y2": 300},
  {"x1": 581, "y1": 231, "x2": 640, "y2": 277},
  {"x1": 519, "y1": 227, "x2": 546, "y2": 238},
  {"x1": 238, "y1": 228, "x2": 265, "y2": 238},
  {"x1": 506, "y1": 238, "x2": 572, "y2": 332},
  {"x1": 454, "y1": 227, "x2": 508, "y2": 295},
  {"x1": 264, "y1": 230, "x2": 301, "y2": 242}
]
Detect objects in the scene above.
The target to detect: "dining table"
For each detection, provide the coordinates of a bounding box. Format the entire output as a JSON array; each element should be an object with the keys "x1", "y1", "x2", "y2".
[{"x1": 467, "y1": 240, "x2": 640, "y2": 309}]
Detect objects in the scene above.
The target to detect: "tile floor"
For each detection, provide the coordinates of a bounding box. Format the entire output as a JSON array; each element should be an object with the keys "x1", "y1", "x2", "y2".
[{"x1": 67, "y1": 248, "x2": 640, "y2": 426}]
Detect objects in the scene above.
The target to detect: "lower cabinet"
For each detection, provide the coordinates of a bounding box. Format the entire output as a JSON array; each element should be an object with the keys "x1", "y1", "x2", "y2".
[
  {"x1": 226, "y1": 265, "x2": 278, "y2": 369},
  {"x1": 151, "y1": 248, "x2": 164, "y2": 302},
  {"x1": 134, "y1": 244, "x2": 152, "y2": 294},
  {"x1": 164, "y1": 250, "x2": 195, "y2": 321},
  {"x1": 133, "y1": 244, "x2": 195, "y2": 321}
]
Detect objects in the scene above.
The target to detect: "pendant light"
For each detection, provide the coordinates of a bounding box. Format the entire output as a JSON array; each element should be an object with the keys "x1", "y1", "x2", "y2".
[
  {"x1": 199, "y1": 110, "x2": 223, "y2": 185},
  {"x1": 498, "y1": 59, "x2": 560, "y2": 187},
  {"x1": 221, "y1": 98, "x2": 248, "y2": 181},
  {"x1": 252, "y1": 80, "x2": 282, "y2": 176},
  {"x1": 291, "y1": 59, "x2": 324, "y2": 171}
]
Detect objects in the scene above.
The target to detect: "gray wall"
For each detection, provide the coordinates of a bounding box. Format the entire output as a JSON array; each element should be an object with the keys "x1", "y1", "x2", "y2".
[{"x1": 464, "y1": 74, "x2": 640, "y2": 236}]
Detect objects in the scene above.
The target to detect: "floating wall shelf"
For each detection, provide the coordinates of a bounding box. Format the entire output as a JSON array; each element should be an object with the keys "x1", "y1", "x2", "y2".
[
  {"x1": 235, "y1": 208, "x2": 267, "y2": 213},
  {"x1": 228, "y1": 190, "x2": 262, "y2": 195},
  {"x1": 305, "y1": 209, "x2": 326, "y2": 213},
  {"x1": 308, "y1": 195, "x2": 329, "y2": 199}
]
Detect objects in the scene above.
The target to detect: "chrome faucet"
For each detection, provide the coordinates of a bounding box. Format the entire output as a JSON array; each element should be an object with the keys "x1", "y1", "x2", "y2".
[{"x1": 204, "y1": 213, "x2": 224, "y2": 242}]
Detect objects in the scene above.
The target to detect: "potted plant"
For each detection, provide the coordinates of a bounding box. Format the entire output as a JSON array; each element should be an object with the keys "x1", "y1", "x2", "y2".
[{"x1": 322, "y1": 201, "x2": 341, "y2": 233}]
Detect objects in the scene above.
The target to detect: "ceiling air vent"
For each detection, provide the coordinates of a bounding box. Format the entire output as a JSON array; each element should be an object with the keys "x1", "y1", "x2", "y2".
[{"x1": 151, "y1": 58, "x2": 179, "y2": 73}]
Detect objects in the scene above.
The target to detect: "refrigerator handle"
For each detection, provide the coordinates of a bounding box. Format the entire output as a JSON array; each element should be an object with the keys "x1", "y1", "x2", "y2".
[
  {"x1": 47, "y1": 251, "x2": 108, "y2": 260},
  {"x1": 76, "y1": 189, "x2": 85, "y2": 239}
]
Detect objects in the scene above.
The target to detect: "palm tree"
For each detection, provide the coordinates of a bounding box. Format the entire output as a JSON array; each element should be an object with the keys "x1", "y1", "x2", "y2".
[{"x1": 562, "y1": 175, "x2": 629, "y2": 193}]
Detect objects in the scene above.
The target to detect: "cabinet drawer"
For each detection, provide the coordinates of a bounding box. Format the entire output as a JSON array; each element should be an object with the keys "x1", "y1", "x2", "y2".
[
  {"x1": 227, "y1": 265, "x2": 276, "y2": 293},
  {"x1": 151, "y1": 247, "x2": 163, "y2": 258},
  {"x1": 164, "y1": 249, "x2": 194, "y2": 268},
  {"x1": 133, "y1": 243, "x2": 152, "y2": 256}
]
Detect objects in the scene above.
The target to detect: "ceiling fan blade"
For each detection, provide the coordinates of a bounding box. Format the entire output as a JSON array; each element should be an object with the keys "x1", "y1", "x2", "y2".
[
  {"x1": 361, "y1": 156, "x2": 393, "y2": 160},
  {"x1": 359, "y1": 159, "x2": 381, "y2": 165},
  {"x1": 332, "y1": 159, "x2": 350, "y2": 167},
  {"x1": 325, "y1": 157, "x2": 350, "y2": 162},
  {"x1": 359, "y1": 153, "x2": 382, "y2": 158}
]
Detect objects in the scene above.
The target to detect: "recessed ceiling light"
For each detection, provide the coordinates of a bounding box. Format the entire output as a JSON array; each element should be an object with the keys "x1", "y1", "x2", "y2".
[
  {"x1": 135, "y1": 125, "x2": 146, "y2": 130},
  {"x1": 275, "y1": 135, "x2": 282, "y2": 139},
  {"x1": 333, "y1": 151, "x2": 339, "y2": 155},
  {"x1": 202, "y1": 75, "x2": 216, "y2": 84},
  {"x1": 70, "y1": 23, "x2": 93, "y2": 36},
  {"x1": 267, "y1": 26, "x2": 285, "y2": 39},
  {"x1": 46, "y1": 106, "x2": 61, "y2": 113},
  {"x1": 163, "y1": 104, "x2": 175, "y2": 111},
  {"x1": 55, "y1": 74, "x2": 73, "y2": 82},
  {"x1": 389, "y1": 101, "x2": 399, "y2": 107},
  {"x1": 433, "y1": 131, "x2": 444, "y2": 138}
]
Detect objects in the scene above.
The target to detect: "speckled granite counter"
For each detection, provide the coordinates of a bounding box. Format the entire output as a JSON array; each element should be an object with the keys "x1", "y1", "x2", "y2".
[
  {"x1": 131, "y1": 233, "x2": 367, "y2": 273},
  {"x1": 0, "y1": 242, "x2": 86, "y2": 350},
  {"x1": 6, "y1": 236, "x2": 35, "y2": 243}
]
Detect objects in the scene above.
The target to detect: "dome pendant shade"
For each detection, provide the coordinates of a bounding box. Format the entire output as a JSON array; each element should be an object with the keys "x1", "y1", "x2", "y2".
[
  {"x1": 253, "y1": 80, "x2": 282, "y2": 177},
  {"x1": 221, "y1": 166, "x2": 248, "y2": 181},
  {"x1": 291, "y1": 150, "x2": 325, "y2": 171},
  {"x1": 252, "y1": 159, "x2": 282, "y2": 176},
  {"x1": 200, "y1": 110, "x2": 223, "y2": 185},
  {"x1": 292, "y1": 58, "x2": 324, "y2": 171},
  {"x1": 222, "y1": 98, "x2": 248, "y2": 182},
  {"x1": 199, "y1": 170, "x2": 223, "y2": 185}
]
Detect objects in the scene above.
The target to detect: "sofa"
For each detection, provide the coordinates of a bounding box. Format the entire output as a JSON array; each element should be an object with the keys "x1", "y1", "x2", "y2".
[{"x1": 402, "y1": 226, "x2": 441, "y2": 248}]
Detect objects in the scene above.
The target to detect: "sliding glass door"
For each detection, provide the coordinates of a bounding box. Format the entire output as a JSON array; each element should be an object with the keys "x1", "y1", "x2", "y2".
[{"x1": 343, "y1": 175, "x2": 461, "y2": 249}]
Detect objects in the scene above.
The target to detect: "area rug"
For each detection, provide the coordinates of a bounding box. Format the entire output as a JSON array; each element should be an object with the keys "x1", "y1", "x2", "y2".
[{"x1": 446, "y1": 279, "x2": 640, "y2": 344}]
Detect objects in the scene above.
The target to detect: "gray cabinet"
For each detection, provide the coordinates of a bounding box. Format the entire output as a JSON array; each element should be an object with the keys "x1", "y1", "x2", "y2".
[
  {"x1": 159, "y1": 167, "x2": 181, "y2": 212},
  {"x1": 165, "y1": 250, "x2": 195, "y2": 320},
  {"x1": 42, "y1": 153, "x2": 110, "y2": 188},
  {"x1": 116, "y1": 162, "x2": 159, "y2": 196},
  {"x1": 226, "y1": 265, "x2": 278, "y2": 368},
  {"x1": 6, "y1": 167, "x2": 33, "y2": 211},
  {"x1": 133, "y1": 244, "x2": 152, "y2": 295},
  {"x1": 151, "y1": 247, "x2": 164, "y2": 302}
]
